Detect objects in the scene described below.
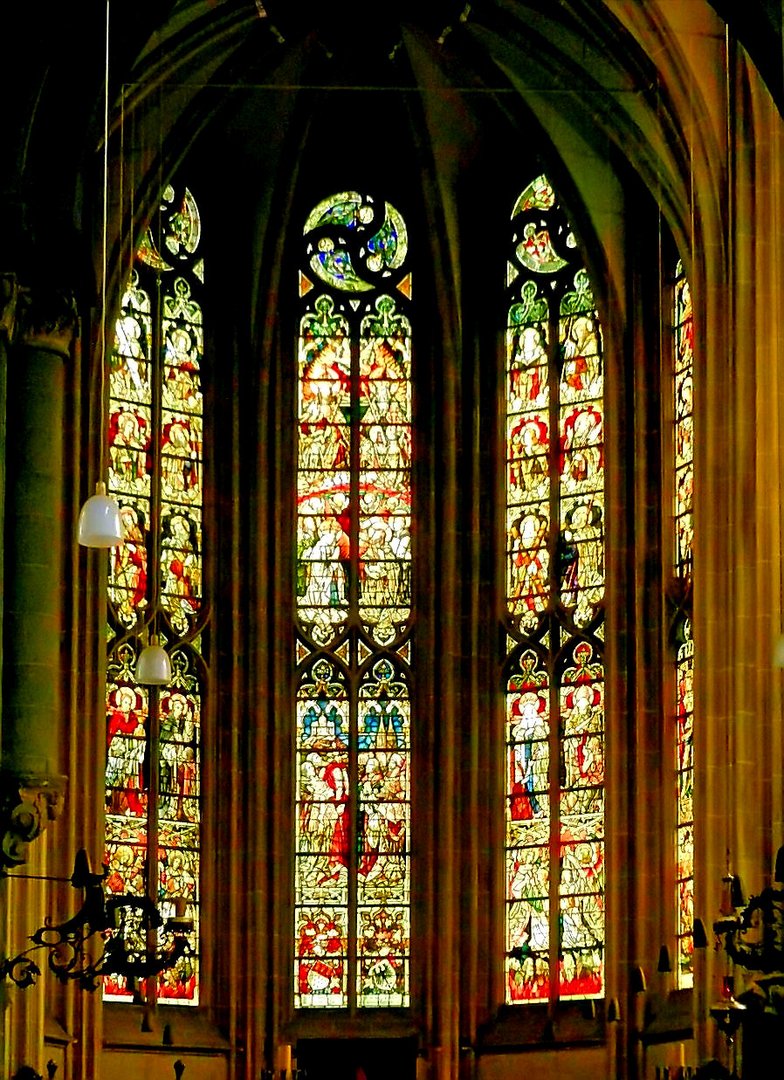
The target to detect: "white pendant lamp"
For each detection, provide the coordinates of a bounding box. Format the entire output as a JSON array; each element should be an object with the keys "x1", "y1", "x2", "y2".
[
  {"x1": 77, "y1": 0, "x2": 123, "y2": 550},
  {"x1": 136, "y1": 634, "x2": 172, "y2": 686},
  {"x1": 78, "y1": 481, "x2": 123, "y2": 547}
]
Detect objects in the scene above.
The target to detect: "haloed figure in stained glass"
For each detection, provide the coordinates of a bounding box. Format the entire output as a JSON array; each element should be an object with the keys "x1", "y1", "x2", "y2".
[
  {"x1": 509, "y1": 511, "x2": 550, "y2": 620},
  {"x1": 295, "y1": 192, "x2": 412, "y2": 1009},
  {"x1": 509, "y1": 691, "x2": 547, "y2": 820},
  {"x1": 504, "y1": 175, "x2": 605, "y2": 1005},
  {"x1": 673, "y1": 260, "x2": 695, "y2": 986},
  {"x1": 104, "y1": 183, "x2": 205, "y2": 1005},
  {"x1": 105, "y1": 684, "x2": 147, "y2": 816}
]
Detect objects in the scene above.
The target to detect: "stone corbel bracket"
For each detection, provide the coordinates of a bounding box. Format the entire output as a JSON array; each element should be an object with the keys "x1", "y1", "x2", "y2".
[
  {"x1": 0, "y1": 275, "x2": 79, "y2": 355},
  {"x1": 0, "y1": 273, "x2": 19, "y2": 344},
  {"x1": 0, "y1": 771, "x2": 67, "y2": 875},
  {"x1": 18, "y1": 283, "x2": 79, "y2": 357}
]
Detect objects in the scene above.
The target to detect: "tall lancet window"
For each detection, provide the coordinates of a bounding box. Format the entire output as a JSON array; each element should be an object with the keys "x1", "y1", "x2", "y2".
[
  {"x1": 294, "y1": 192, "x2": 413, "y2": 1009},
  {"x1": 672, "y1": 259, "x2": 694, "y2": 987},
  {"x1": 504, "y1": 175, "x2": 605, "y2": 1004},
  {"x1": 104, "y1": 183, "x2": 205, "y2": 1005}
]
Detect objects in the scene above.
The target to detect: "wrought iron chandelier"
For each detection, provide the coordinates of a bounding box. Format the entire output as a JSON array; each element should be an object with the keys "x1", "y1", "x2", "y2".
[
  {"x1": 1, "y1": 849, "x2": 191, "y2": 992},
  {"x1": 706, "y1": 842, "x2": 784, "y2": 1074}
]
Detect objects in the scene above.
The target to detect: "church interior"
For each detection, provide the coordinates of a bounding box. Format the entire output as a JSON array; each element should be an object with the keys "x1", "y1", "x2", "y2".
[{"x1": 2, "y1": 1, "x2": 784, "y2": 1077}]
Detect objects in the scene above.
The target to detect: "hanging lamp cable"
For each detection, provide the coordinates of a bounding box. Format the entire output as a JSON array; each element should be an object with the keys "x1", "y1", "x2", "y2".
[
  {"x1": 78, "y1": 0, "x2": 124, "y2": 548},
  {"x1": 100, "y1": 0, "x2": 110, "y2": 441}
]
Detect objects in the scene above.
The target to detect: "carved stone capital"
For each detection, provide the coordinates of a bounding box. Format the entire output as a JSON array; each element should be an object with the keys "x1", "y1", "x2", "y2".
[
  {"x1": 0, "y1": 770, "x2": 67, "y2": 874},
  {"x1": 18, "y1": 285, "x2": 79, "y2": 359},
  {"x1": 0, "y1": 273, "x2": 19, "y2": 344}
]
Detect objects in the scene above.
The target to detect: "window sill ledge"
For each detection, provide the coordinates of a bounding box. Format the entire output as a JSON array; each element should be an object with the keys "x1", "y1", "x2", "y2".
[
  {"x1": 477, "y1": 1001, "x2": 606, "y2": 1049},
  {"x1": 102, "y1": 1003, "x2": 230, "y2": 1052}
]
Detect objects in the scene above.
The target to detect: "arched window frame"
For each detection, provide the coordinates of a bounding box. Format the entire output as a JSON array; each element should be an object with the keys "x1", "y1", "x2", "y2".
[
  {"x1": 103, "y1": 180, "x2": 208, "y2": 1007},
  {"x1": 502, "y1": 174, "x2": 606, "y2": 1008},
  {"x1": 293, "y1": 190, "x2": 414, "y2": 1012},
  {"x1": 671, "y1": 257, "x2": 694, "y2": 989}
]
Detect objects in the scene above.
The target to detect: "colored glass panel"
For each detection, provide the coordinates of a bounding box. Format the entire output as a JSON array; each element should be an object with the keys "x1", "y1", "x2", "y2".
[
  {"x1": 512, "y1": 174, "x2": 557, "y2": 215},
  {"x1": 109, "y1": 272, "x2": 153, "y2": 629},
  {"x1": 504, "y1": 176, "x2": 605, "y2": 1005},
  {"x1": 675, "y1": 618, "x2": 694, "y2": 987},
  {"x1": 295, "y1": 192, "x2": 412, "y2": 1010},
  {"x1": 674, "y1": 263, "x2": 694, "y2": 579},
  {"x1": 304, "y1": 191, "x2": 409, "y2": 290},
  {"x1": 138, "y1": 185, "x2": 202, "y2": 271},
  {"x1": 105, "y1": 182, "x2": 205, "y2": 1006},
  {"x1": 156, "y1": 652, "x2": 201, "y2": 1002},
  {"x1": 297, "y1": 295, "x2": 352, "y2": 645},
  {"x1": 558, "y1": 643, "x2": 604, "y2": 999},
  {"x1": 161, "y1": 277, "x2": 203, "y2": 637},
  {"x1": 673, "y1": 259, "x2": 694, "y2": 988},
  {"x1": 104, "y1": 644, "x2": 151, "y2": 1002},
  {"x1": 358, "y1": 298, "x2": 412, "y2": 645},
  {"x1": 357, "y1": 659, "x2": 410, "y2": 1006},
  {"x1": 506, "y1": 650, "x2": 551, "y2": 1003}
]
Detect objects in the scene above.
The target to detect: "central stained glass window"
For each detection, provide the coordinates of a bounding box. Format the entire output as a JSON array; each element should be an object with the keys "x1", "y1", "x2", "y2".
[
  {"x1": 504, "y1": 175, "x2": 605, "y2": 1004},
  {"x1": 294, "y1": 191, "x2": 413, "y2": 1008}
]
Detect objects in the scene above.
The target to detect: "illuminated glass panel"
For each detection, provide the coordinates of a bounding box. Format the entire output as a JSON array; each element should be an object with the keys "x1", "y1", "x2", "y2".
[
  {"x1": 105, "y1": 183, "x2": 205, "y2": 1005},
  {"x1": 558, "y1": 643, "x2": 605, "y2": 998},
  {"x1": 161, "y1": 278, "x2": 203, "y2": 636},
  {"x1": 295, "y1": 191, "x2": 412, "y2": 1009},
  {"x1": 108, "y1": 272, "x2": 152, "y2": 629},
  {"x1": 505, "y1": 174, "x2": 605, "y2": 1004},
  {"x1": 674, "y1": 263, "x2": 694, "y2": 580},
  {"x1": 356, "y1": 658, "x2": 410, "y2": 1005},
  {"x1": 673, "y1": 259, "x2": 694, "y2": 987},
  {"x1": 506, "y1": 650, "x2": 551, "y2": 1002},
  {"x1": 675, "y1": 617, "x2": 694, "y2": 987}
]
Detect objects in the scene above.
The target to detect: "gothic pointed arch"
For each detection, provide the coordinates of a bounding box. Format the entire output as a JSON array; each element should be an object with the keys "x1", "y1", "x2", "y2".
[
  {"x1": 503, "y1": 173, "x2": 606, "y2": 1005},
  {"x1": 294, "y1": 190, "x2": 413, "y2": 1009},
  {"x1": 104, "y1": 180, "x2": 206, "y2": 1005}
]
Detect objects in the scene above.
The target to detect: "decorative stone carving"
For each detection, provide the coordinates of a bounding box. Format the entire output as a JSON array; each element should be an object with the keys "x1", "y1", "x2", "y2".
[
  {"x1": 17, "y1": 285, "x2": 78, "y2": 358},
  {"x1": 0, "y1": 771, "x2": 66, "y2": 874},
  {"x1": 0, "y1": 273, "x2": 19, "y2": 343}
]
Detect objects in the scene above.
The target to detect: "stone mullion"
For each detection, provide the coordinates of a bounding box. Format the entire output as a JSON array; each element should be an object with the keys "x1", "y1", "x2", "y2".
[
  {"x1": 548, "y1": 293, "x2": 563, "y2": 1014},
  {"x1": 144, "y1": 272, "x2": 165, "y2": 1003},
  {"x1": 348, "y1": 322, "x2": 360, "y2": 1012}
]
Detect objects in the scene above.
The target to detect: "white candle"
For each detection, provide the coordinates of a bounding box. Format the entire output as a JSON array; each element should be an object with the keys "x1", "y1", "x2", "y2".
[{"x1": 276, "y1": 1044, "x2": 292, "y2": 1074}]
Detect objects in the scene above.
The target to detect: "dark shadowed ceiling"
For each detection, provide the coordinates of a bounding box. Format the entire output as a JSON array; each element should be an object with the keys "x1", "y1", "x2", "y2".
[{"x1": 3, "y1": 0, "x2": 781, "y2": 296}]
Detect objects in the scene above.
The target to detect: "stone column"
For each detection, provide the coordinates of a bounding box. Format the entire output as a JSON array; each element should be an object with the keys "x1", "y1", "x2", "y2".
[
  {"x1": 0, "y1": 282, "x2": 76, "y2": 1078},
  {"x1": 0, "y1": 282, "x2": 74, "y2": 869},
  {"x1": 0, "y1": 275, "x2": 12, "y2": 733}
]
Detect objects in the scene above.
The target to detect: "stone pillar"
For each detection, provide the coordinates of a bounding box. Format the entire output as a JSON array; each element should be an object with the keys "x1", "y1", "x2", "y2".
[
  {"x1": 0, "y1": 275, "x2": 14, "y2": 749},
  {"x1": 0, "y1": 282, "x2": 76, "y2": 1078},
  {"x1": 0, "y1": 282, "x2": 74, "y2": 868}
]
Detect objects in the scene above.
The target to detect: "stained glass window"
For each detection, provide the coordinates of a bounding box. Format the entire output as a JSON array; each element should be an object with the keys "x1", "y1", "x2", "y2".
[
  {"x1": 673, "y1": 259, "x2": 694, "y2": 988},
  {"x1": 104, "y1": 182, "x2": 205, "y2": 1005},
  {"x1": 294, "y1": 191, "x2": 412, "y2": 1009},
  {"x1": 504, "y1": 175, "x2": 605, "y2": 1004}
]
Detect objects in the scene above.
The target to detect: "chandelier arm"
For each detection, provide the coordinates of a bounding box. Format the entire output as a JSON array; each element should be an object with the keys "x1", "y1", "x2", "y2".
[{"x1": 1, "y1": 878, "x2": 191, "y2": 990}]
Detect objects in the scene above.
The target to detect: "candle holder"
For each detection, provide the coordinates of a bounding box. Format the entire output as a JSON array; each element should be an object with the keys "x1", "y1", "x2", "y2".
[{"x1": 1, "y1": 849, "x2": 192, "y2": 991}]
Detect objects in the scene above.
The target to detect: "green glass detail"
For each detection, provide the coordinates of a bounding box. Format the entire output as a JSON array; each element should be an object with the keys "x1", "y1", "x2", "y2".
[
  {"x1": 512, "y1": 174, "x2": 557, "y2": 216},
  {"x1": 560, "y1": 269, "x2": 595, "y2": 316}
]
